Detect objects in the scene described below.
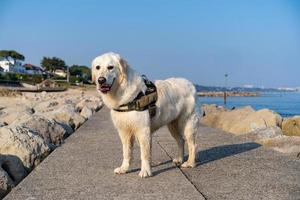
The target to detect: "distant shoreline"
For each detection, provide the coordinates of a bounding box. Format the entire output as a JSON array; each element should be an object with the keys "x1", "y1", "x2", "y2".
[{"x1": 197, "y1": 91, "x2": 260, "y2": 97}]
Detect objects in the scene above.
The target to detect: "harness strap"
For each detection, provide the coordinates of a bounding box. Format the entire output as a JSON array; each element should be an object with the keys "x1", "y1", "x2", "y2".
[{"x1": 113, "y1": 75, "x2": 157, "y2": 117}]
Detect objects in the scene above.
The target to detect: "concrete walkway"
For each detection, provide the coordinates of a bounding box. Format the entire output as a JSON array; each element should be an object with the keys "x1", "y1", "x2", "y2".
[{"x1": 5, "y1": 107, "x2": 300, "y2": 200}]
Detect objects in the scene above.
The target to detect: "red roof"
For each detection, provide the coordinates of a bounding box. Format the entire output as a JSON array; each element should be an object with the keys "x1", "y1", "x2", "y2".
[{"x1": 23, "y1": 64, "x2": 44, "y2": 71}]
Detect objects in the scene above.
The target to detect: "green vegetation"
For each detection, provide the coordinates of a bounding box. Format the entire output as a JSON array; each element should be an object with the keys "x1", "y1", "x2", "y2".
[
  {"x1": 41, "y1": 57, "x2": 67, "y2": 72},
  {"x1": 0, "y1": 50, "x2": 25, "y2": 63},
  {"x1": 0, "y1": 73, "x2": 45, "y2": 84},
  {"x1": 69, "y1": 65, "x2": 91, "y2": 84}
]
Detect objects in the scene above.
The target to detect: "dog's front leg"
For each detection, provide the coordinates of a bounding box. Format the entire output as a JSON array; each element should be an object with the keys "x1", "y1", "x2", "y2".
[
  {"x1": 114, "y1": 131, "x2": 134, "y2": 174},
  {"x1": 136, "y1": 128, "x2": 152, "y2": 178}
]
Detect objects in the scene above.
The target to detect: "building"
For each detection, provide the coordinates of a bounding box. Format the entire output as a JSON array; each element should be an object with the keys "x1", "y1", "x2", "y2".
[
  {"x1": 54, "y1": 69, "x2": 67, "y2": 77},
  {"x1": 23, "y1": 64, "x2": 45, "y2": 75},
  {"x1": 0, "y1": 57, "x2": 26, "y2": 73}
]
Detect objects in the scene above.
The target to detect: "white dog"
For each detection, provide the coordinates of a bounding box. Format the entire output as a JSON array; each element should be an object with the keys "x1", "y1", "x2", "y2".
[{"x1": 92, "y1": 52, "x2": 199, "y2": 178}]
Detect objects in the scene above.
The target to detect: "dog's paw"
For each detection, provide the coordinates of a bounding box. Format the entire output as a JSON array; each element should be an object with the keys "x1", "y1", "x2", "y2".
[
  {"x1": 114, "y1": 167, "x2": 128, "y2": 174},
  {"x1": 172, "y1": 158, "x2": 183, "y2": 166},
  {"x1": 138, "y1": 169, "x2": 152, "y2": 178},
  {"x1": 180, "y1": 161, "x2": 195, "y2": 168}
]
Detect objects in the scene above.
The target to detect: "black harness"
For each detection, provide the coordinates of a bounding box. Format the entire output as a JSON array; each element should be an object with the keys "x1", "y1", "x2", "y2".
[{"x1": 113, "y1": 75, "x2": 158, "y2": 118}]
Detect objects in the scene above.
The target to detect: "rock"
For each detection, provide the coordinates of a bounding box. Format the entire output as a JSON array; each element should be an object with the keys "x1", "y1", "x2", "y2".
[
  {"x1": 0, "y1": 155, "x2": 27, "y2": 184},
  {"x1": 90, "y1": 96, "x2": 103, "y2": 111},
  {"x1": 282, "y1": 116, "x2": 300, "y2": 136},
  {"x1": 44, "y1": 104, "x2": 86, "y2": 130},
  {"x1": 64, "y1": 99, "x2": 74, "y2": 105},
  {"x1": 0, "y1": 167, "x2": 13, "y2": 199},
  {"x1": 75, "y1": 99, "x2": 89, "y2": 111},
  {"x1": 48, "y1": 101, "x2": 59, "y2": 108},
  {"x1": 19, "y1": 115, "x2": 68, "y2": 148},
  {"x1": 34, "y1": 100, "x2": 61, "y2": 113},
  {"x1": 0, "y1": 154, "x2": 26, "y2": 198},
  {"x1": 40, "y1": 91, "x2": 47, "y2": 98},
  {"x1": 201, "y1": 106, "x2": 282, "y2": 135},
  {"x1": 72, "y1": 114, "x2": 86, "y2": 130},
  {"x1": 201, "y1": 104, "x2": 227, "y2": 117},
  {"x1": 201, "y1": 106, "x2": 254, "y2": 133},
  {"x1": 239, "y1": 126, "x2": 283, "y2": 141},
  {"x1": 76, "y1": 97, "x2": 102, "y2": 113},
  {"x1": 80, "y1": 106, "x2": 93, "y2": 119},
  {"x1": 0, "y1": 110, "x2": 6, "y2": 118},
  {"x1": 0, "y1": 126, "x2": 50, "y2": 170},
  {"x1": 24, "y1": 107, "x2": 35, "y2": 115},
  {"x1": 198, "y1": 91, "x2": 260, "y2": 97},
  {"x1": 259, "y1": 135, "x2": 300, "y2": 154},
  {"x1": 55, "y1": 122, "x2": 74, "y2": 136},
  {"x1": 8, "y1": 112, "x2": 32, "y2": 125},
  {"x1": 229, "y1": 109, "x2": 282, "y2": 134},
  {"x1": 0, "y1": 122, "x2": 7, "y2": 128}
]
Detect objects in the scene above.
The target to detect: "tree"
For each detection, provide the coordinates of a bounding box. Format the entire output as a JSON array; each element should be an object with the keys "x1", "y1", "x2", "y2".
[
  {"x1": 0, "y1": 50, "x2": 25, "y2": 64},
  {"x1": 69, "y1": 65, "x2": 91, "y2": 77},
  {"x1": 41, "y1": 57, "x2": 67, "y2": 73},
  {"x1": 69, "y1": 65, "x2": 91, "y2": 82}
]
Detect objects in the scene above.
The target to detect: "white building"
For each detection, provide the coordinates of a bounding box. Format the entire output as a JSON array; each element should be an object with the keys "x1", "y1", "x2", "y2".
[
  {"x1": 54, "y1": 69, "x2": 67, "y2": 77},
  {"x1": 0, "y1": 57, "x2": 26, "y2": 73}
]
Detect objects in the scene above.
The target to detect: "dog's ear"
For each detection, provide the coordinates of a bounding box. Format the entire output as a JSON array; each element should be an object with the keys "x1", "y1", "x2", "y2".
[
  {"x1": 91, "y1": 67, "x2": 96, "y2": 84},
  {"x1": 91, "y1": 60, "x2": 96, "y2": 84},
  {"x1": 114, "y1": 54, "x2": 128, "y2": 81},
  {"x1": 119, "y1": 57, "x2": 128, "y2": 75}
]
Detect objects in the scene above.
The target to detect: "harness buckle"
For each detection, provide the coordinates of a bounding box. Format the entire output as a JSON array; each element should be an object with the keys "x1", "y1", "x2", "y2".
[{"x1": 148, "y1": 103, "x2": 156, "y2": 118}]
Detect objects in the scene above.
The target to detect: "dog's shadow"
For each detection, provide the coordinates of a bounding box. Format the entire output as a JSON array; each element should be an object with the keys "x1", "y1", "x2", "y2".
[
  {"x1": 151, "y1": 142, "x2": 261, "y2": 176},
  {"x1": 127, "y1": 142, "x2": 261, "y2": 176},
  {"x1": 194, "y1": 142, "x2": 261, "y2": 166}
]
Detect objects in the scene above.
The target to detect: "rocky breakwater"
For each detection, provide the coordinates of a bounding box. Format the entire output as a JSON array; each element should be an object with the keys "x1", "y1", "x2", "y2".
[
  {"x1": 201, "y1": 104, "x2": 300, "y2": 155},
  {"x1": 198, "y1": 91, "x2": 260, "y2": 97},
  {"x1": 0, "y1": 89, "x2": 103, "y2": 198}
]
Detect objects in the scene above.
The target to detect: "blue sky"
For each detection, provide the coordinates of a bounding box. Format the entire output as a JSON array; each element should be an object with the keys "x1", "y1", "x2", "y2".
[{"x1": 1, "y1": 0, "x2": 300, "y2": 87}]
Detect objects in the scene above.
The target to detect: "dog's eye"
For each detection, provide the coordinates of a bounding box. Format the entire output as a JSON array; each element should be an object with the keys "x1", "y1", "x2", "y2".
[
  {"x1": 107, "y1": 66, "x2": 114, "y2": 70},
  {"x1": 95, "y1": 65, "x2": 100, "y2": 70}
]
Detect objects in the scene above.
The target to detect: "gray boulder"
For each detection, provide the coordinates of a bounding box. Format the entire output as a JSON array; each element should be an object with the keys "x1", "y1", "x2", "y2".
[
  {"x1": 0, "y1": 126, "x2": 50, "y2": 170},
  {"x1": 0, "y1": 167, "x2": 13, "y2": 199},
  {"x1": 19, "y1": 115, "x2": 68, "y2": 148},
  {"x1": 238, "y1": 126, "x2": 283, "y2": 141},
  {"x1": 259, "y1": 135, "x2": 300, "y2": 154},
  {"x1": 0, "y1": 154, "x2": 27, "y2": 198},
  {"x1": 34, "y1": 100, "x2": 60, "y2": 113},
  {"x1": 0, "y1": 154, "x2": 27, "y2": 183},
  {"x1": 44, "y1": 104, "x2": 86, "y2": 130},
  {"x1": 80, "y1": 106, "x2": 93, "y2": 119},
  {"x1": 0, "y1": 122, "x2": 7, "y2": 128},
  {"x1": 76, "y1": 97, "x2": 103, "y2": 113}
]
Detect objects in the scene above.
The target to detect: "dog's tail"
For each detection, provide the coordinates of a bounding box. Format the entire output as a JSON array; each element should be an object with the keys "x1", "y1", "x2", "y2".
[{"x1": 186, "y1": 82, "x2": 201, "y2": 129}]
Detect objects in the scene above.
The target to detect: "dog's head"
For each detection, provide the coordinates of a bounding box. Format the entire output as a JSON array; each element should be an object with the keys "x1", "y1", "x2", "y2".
[{"x1": 91, "y1": 52, "x2": 128, "y2": 94}]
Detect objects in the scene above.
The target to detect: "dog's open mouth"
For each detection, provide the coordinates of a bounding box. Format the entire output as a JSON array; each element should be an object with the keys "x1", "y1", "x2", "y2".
[
  {"x1": 99, "y1": 84, "x2": 111, "y2": 93},
  {"x1": 98, "y1": 78, "x2": 115, "y2": 94}
]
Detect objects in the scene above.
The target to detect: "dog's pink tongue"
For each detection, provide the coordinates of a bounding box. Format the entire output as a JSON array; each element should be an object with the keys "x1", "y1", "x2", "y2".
[{"x1": 100, "y1": 86, "x2": 110, "y2": 92}]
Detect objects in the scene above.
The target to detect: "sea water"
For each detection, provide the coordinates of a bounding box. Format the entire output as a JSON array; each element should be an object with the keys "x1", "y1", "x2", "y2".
[{"x1": 198, "y1": 92, "x2": 300, "y2": 117}]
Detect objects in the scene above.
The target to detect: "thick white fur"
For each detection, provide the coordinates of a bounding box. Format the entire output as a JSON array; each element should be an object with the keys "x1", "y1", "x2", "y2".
[{"x1": 92, "y1": 52, "x2": 199, "y2": 178}]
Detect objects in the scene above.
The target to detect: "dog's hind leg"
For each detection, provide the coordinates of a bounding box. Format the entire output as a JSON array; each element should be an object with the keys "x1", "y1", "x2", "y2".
[
  {"x1": 168, "y1": 120, "x2": 184, "y2": 165},
  {"x1": 114, "y1": 131, "x2": 134, "y2": 174},
  {"x1": 181, "y1": 114, "x2": 198, "y2": 168}
]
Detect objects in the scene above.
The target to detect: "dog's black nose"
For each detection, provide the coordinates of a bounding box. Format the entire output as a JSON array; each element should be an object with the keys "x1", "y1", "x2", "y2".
[{"x1": 98, "y1": 77, "x2": 106, "y2": 85}]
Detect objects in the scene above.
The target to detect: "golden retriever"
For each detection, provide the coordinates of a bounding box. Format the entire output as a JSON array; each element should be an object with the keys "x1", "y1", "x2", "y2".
[{"x1": 92, "y1": 52, "x2": 199, "y2": 178}]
